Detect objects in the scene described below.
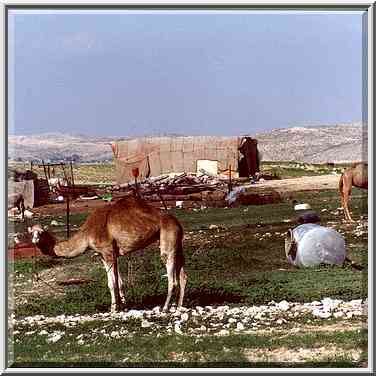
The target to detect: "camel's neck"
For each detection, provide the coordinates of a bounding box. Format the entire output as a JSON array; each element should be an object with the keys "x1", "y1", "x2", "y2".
[{"x1": 53, "y1": 231, "x2": 89, "y2": 258}]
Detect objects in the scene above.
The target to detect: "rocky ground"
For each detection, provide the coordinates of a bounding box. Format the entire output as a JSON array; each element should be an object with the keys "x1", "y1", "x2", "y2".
[{"x1": 11, "y1": 298, "x2": 367, "y2": 339}]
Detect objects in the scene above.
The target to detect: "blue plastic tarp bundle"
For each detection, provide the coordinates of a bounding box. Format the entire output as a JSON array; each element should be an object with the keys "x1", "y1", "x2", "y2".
[
  {"x1": 226, "y1": 186, "x2": 246, "y2": 205},
  {"x1": 285, "y1": 224, "x2": 346, "y2": 267}
]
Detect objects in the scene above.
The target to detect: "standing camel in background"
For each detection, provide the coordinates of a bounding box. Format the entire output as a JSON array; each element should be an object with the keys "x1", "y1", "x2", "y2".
[
  {"x1": 339, "y1": 162, "x2": 368, "y2": 222},
  {"x1": 28, "y1": 196, "x2": 188, "y2": 312}
]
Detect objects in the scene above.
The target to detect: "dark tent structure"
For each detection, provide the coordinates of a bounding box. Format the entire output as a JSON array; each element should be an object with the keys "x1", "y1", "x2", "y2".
[{"x1": 238, "y1": 137, "x2": 260, "y2": 177}]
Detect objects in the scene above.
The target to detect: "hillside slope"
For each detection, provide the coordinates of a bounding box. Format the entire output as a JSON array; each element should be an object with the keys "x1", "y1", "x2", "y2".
[
  {"x1": 8, "y1": 124, "x2": 367, "y2": 163},
  {"x1": 255, "y1": 123, "x2": 367, "y2": 163}
]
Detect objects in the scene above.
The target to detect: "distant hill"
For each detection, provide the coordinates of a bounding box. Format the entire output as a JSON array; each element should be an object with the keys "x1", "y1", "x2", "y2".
[
  {"x1": 8, "y1": 123, "x2": 367, "y2": 163},
  {"x1": 255, "y1": 123, "x2": 367, "y2": 163},
  {"x1": 8, "y1": 133, "x2": 117, "y2": 163}
]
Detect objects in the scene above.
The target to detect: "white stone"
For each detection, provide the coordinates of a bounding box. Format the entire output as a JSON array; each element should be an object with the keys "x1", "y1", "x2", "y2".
[
  {"x1": 229, "y1": 307, "x2": 241, "y2": 315},
  {"x1": 141, "y1": 320, "x2": 152, "y2": 328},
  {"x1": 236, "y1": 322, "x2": 245, "y2": 331},
  {"x1": 217, "y1": 329, "x2": 230, "y2": 336},
  {"x1": 181, "y1": 313, "x2": 189, "y2": 322},
  {"x1": 312, "y1": 309, "x2": 331, "y2": 319},
  {"x1": 126, "y1": 310, "x2": 144, "y2": 319},
  {"x1": 277, "y1": 300, "x2": 290, "y2": 311},
  {"x1": 333, "y1": 311, "x2": 344, "y2": 318},
  {"x1": 174, "y1": 323, "x2": 183, "y2": 334},
  {"x1": 47, "y1": 333, "x2": 63, "y2": 343},
  {"x1": 152, "y1": 306, "x2": 161, "y2": 314},
  {"x1": 110, "y1": 331, "x2": 120, "y2": 338}
]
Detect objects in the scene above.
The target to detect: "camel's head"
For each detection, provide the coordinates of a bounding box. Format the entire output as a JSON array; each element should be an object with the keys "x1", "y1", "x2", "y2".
[{"x1": 28, "y1": 225, "x2": 57, "y2": 257}]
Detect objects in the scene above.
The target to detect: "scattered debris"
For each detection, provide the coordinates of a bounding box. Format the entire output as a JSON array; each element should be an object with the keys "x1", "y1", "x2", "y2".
[
  {"x1": 226, "y1": 187, "x2": 246, "y2": 205},
  {"x1": 79, "y1": 195, "x2": 100, "y2": 200},
  {"x1": 294, "y1": 203, "x2": 311, "y2": 211},
  {"x1": 50, "y1": 220, "x2": 64, "y2": 226},
  {"x1": 100, "y1": 193, "x2": 113, "y2": 202}
]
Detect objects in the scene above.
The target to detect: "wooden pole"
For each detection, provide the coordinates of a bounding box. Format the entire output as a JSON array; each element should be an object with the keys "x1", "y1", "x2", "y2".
[
  {"x1": 158, "y1": 192, "x2": 168, "y2": 210},
  {"x1": 134, "y1": 175, "x2": 138, "y2": 197},
  {"x1": 42, "y1": 160, "x2": 51, "y2": 192},
  {"x1": 66, "y1": 195, "x2": 70, "y2": 239},
  {"x1": 61, "y1": 162, "x2": 69, "y2": 184},
  {"x1": 70, "y1": 161, "x2": 75, "y2": 188},
  {"x1": 228, "y1": 165, "x2": 232, "y2": 193}
]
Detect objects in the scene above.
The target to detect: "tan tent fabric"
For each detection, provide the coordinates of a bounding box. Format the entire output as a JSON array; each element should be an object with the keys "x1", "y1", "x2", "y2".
[{"x1": 112, "y1": 136, "x2": 240, "y2": 184}]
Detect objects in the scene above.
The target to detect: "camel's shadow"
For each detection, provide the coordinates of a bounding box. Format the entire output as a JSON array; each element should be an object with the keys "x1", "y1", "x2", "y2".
[{"x1": 95, "y1": 288, "x2": 243, "y2": 312}]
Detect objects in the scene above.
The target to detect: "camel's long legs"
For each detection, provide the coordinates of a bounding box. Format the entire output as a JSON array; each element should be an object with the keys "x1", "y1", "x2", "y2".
[
  {"x1": 160, "y1": 231, "x2": 187, "y2": 312},
  {"x1": 178, "y1": 267, "x2": 187, "y2": 307},
  {"x1": 102, "y1": 258, "x2": 126, "y2": 312},
  {"x1": 342, "y1": 176, "x2": 354, "y2": 222},
  {"x1": 163, "y1": 255, "x2": 176, "y2": 311}
]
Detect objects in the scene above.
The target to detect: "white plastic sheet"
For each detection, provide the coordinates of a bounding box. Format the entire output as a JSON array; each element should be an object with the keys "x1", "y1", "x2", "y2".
[{"x1": 285, "y1": 224, "x2": 346, "y2": 267}]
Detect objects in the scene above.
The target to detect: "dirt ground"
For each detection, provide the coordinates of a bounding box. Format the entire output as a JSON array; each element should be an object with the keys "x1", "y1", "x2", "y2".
[
  {"x1": 248, "y1": 174, "x2": 340, "y2": 193},
  {"x1": 31, "y1": 174, "x2": 341, "y2": 216}
]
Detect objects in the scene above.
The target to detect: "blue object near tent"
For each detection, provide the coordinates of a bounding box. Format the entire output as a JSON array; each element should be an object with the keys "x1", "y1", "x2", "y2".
[
  {"x1": 285, "y1": 223, "x2": 346, "y2": 267},
  {"x1": 226, "y1": 186, "x2": 246, "y2": 205}
]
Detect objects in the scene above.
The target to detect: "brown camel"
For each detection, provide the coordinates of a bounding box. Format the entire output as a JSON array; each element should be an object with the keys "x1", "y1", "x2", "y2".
[
  {"x1": 28, "y1": 196, "x2": 187, "y2": 312},
  {"x1": 339, "y1": 162, "x2": 368, "y2": 222}
]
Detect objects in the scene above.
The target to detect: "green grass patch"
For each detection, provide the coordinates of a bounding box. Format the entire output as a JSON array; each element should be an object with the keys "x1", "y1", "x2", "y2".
[
  {"x1": 10, "y1": 190, "x2": 368, "y2": 317},
  {"x1": 11, "y1": 327, "x2": 367, "y2": 367}
]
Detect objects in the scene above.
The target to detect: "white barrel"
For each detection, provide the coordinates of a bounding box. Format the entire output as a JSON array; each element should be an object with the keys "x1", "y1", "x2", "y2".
[{"x1": 285, "y1": 224, "x2": 346, "y2": 267}]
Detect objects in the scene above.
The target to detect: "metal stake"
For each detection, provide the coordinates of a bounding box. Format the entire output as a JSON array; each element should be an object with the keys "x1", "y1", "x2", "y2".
[
  {"x1": 228, "y1": 164, "x2": 233, "y2": 193},
  {"x1": 66, "y1": 195, "x2": 70, "y2": 239}
]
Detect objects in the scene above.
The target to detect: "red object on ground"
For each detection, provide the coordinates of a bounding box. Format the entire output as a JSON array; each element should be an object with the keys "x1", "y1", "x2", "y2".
[
  {"x1": 9, "y1": 243, "x2": 44, "y2": 260},
  {"x1": 132, "y1": 167, "x2": 140, "y2": 178}
]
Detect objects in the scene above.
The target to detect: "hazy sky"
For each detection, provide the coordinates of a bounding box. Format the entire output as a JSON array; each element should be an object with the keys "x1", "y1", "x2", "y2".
[{"x1": 8, "y1": 9, "x2": 364, "y2": 137}]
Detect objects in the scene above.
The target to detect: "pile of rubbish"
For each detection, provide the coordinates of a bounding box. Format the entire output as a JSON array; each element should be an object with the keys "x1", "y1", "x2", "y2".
[{"x1": 113, "y1": 171, "x2": 231, "y2": 198}]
